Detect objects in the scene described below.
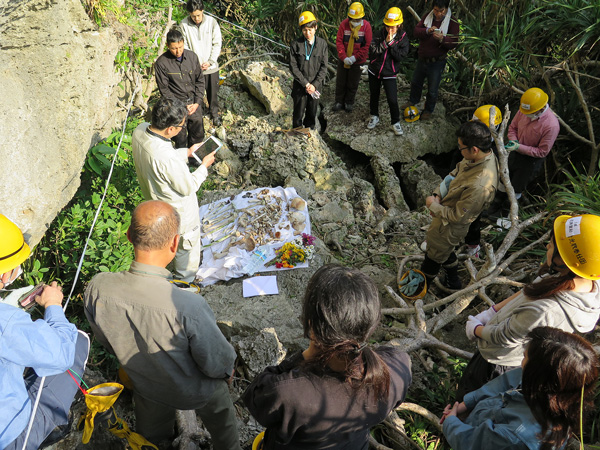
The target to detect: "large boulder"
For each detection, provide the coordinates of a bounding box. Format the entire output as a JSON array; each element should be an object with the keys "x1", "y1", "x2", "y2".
[
  {"x1": 239, "y1": 61, "x2": 293, "y2": 116},
  {"x1": 323, "y1": 81, "x2": 459, "y2": 163},
  {"x1": 0, "y1": 0, "x2": 122, "y2": 245}
]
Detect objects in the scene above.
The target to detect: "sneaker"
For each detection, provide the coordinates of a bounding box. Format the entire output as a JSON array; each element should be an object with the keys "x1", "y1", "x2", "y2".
[
  {"x1": 420, "y1": 111, "x2": 432, "y2": 121},
  {"x1": 332, "y1": 102, "x2": 344, "y2": 112},
  {"x1": 466, "y1": 244, "x2": 480, "y2": 258},
  {"x1": 400, "y1": 101, "x2": 414, "y2": 110},
  {"x1": 420, "y1": 240, "x2": 427, "y2": 252},
  {"x1": 367, "y1": 115, "x2": 380, "y2": 129},
  {"x1": 392, "y1": 122, "x2": 404, "y2": 136},
  {"x1": 345, "y1": 102, "x2": 354, "y2": 112}
]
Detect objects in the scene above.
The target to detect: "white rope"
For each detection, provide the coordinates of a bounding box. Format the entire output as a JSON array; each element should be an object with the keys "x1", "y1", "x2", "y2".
[
  {"x1": 20, "y1": 85, "x2": 140, "y2": 450},
  {"x1": 204, "y1": 11, "x2": 289, "y2": 49}
]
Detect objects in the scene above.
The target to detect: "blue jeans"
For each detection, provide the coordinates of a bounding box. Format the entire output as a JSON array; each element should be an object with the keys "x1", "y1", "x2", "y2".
[{"x1": 409, "y1": 59, "x2": 446, "y2": 113}]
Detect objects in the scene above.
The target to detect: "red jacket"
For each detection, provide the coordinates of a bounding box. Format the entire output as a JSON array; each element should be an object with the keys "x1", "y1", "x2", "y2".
[
  {"x1": 336, "y1": 18, "x2": 372, "y2": 64},
  {"x1": 414, "y1": 12, "x2": 459, "y2": 59}
]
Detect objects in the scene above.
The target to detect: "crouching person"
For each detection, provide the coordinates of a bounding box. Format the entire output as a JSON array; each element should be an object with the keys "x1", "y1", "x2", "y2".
[
  {"x1": 84, "y1": 201, "x2": 241, "y2": 449},
  {"x1": 242, "y1": 264, "x2": 412, "y2": 449},
  {"x1": 0, "y1": 214, "x2": 89, "y2": 450}
]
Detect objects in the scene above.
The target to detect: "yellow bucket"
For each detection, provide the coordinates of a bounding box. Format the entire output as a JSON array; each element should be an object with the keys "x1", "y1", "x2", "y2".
[{"x1": 398, "y1": 269, "x2": 427, "y2": 300}]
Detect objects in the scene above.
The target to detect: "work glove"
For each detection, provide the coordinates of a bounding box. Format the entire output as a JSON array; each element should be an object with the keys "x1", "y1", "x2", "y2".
[
  {"x1": 349, "y1": 55, "x2": 356, "y2": 64},
  {"x1": 473, "y1": 305, "x2": 497, "y2": 325},
  {"x1": 399, "y1": 270, "x2": 425, "y2": 296},
  {"x1": 343, "y1": 57, "x2": 353, "y2": 66},
  {"x1": 505, "y1": 140, "x2": 519, "y2": 151},
  {"x1": 465, "y1": 315, "x2": 483, "y2": 341},
  {"x1": 439, "y1": 175, "x2": 455, "y2": 200}
]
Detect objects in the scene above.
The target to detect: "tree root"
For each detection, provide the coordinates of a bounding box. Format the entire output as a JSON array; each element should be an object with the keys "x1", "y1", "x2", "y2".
[{"x1": 396, "y1": 403, "x2": 443, "y2": 433}]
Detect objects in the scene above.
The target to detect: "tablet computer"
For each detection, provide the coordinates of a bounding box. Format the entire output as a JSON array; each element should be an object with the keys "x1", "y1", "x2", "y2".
[{"x1": 192, "y1": 135, "x2": 223, "y2": 164}]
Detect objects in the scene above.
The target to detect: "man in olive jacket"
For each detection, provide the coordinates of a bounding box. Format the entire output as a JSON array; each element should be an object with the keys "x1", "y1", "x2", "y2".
[
  {"x1": 420, "y1": 121, "x2": 498, "y2": 289},
  {"x1": 84, "y1": 201, "x2": 241, "y2": 450}
]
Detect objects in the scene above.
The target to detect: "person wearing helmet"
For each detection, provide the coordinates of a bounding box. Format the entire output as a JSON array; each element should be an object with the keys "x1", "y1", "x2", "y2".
[
  {"x1": 487, "y1": 88, "x2": 560, "y2": 219},
  {"x1": 332, "y1": 2, "x2": 372, "y2": 113},
  {"x1": 290, "y1": 11, "x2": 328, "y2": 130},
  {"x1": 457, "y1": 214, "x2": 600, "y2": 400},
  {"x1": 0, "y1": 214, "x2": 89, "y2": 450},
  {"x1": 472, "y1": 104, "x2": 502, "y2": 128},
  {"x1": 401, "y1": 0, "x2": 459, "y2": 121},
  {"x1": 367, "y1": 7, "x2": 409, "y2": 136}
]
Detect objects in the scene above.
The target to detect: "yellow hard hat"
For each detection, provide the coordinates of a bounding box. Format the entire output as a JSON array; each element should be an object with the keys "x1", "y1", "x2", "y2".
[
  {"x1": 554, "y1": 214, "x2": 600, "y2": 280},
  {"x1": 252, "y1": 431, "x2": 265, "y2": 450},
  {"x1": 299, "y1": 11, "x2": 317, "y2": 27},
  {"x1": 472, "y1": 105, "x2": 502, "y2": 127},
  {"x1": 404, "y1": 106, "x2": 420, "y2": 122},
  {"x1": 0, "y1": 214, "x2": 30, "y2": 274},
  {"x1": 348, "y1": 2, "x2": 365, "y2": 19},
  {"x1": 383, "y1": 7, "x2": 403, "y2": 26},
  {"x1": 519, "y1": 88, "x2": 548, "y2": 115}
]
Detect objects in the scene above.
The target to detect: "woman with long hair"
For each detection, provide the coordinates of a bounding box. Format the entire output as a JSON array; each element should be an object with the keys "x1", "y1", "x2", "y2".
[
  {"x1": 242, "y1": 264, "x2": 412, "y2": 449},
  {"x1": 458, "y1": 214, "x2": 600, "y2": 399},
  {"x1": 442, "y1": 327, "x2": 599, "y2": 450}
]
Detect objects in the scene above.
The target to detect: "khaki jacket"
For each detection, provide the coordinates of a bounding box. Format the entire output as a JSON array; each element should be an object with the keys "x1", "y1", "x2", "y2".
[{"x1": 426, "y1": 152, "x2": 498, "y2": 263}]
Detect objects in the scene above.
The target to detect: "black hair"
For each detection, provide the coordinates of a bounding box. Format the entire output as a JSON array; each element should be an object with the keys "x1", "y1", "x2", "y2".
[
  {"x1": 301, "y1": 264, "x2": 390, "y2": 398},
  {"x1": 301, "y1": 21, "x2": 318, "y2": 30},
  {"x1": 186, "y1": 0, "x2": 204, "y2": 13},
  {"x1": 523, "y1": 327, "x2": 599, "y2": 450},
  {"x1": 456, "y1": 121, "x2": 492, "y2": 152},
  {"x1": 151, "y1": 96, "x2": 188, "y2": 130},
  {"x1": 166, "y1": 28, "x2": 184, "y2": 45},
  {"x1": 433, "y1": 0, "x2": 450, "y2": 9},
  {"x1": 524, "y1": 232, "x2": 578, "y2": 299}
]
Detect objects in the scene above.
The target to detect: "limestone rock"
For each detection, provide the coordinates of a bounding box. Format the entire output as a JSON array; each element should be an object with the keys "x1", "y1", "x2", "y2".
[
  {"x1": 0, "y1": 0, "x2": 122, "y2": 245},
  {"x1": 247, "y1": 131, "x2": 330, "y2": 186},
  {"x1": 232, "y1": 328, "x2": 286, "y2": 379},
  {"x1": 399, "y1": 160, "x2": 442, "y2": 208},
  {"x1": 313, "y1": 167, "x2": 354, "y2": 192},
  {"x1": 349, "y1": 177, "x2": 384, "y2": 226},
  {"x1": 323, "y1": 81, "x2": 459, "y2": 163},
  {"x1": 239, "y1": 61, "x2": 293, "y2": 115},
  {"x1": 371, "y1": 155, "x2": 409, "y2": 211},
  {"x1": 284, "y1": 175, "x2": 316, "y2": 200}
]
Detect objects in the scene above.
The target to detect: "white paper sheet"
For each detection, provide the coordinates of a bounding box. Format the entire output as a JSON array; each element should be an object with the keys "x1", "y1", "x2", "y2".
[{"x1": 242, "y1": 275, "x2": 279, "y2": 297}]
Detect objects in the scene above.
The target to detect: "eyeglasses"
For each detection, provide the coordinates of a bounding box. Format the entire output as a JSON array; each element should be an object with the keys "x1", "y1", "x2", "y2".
[
  {"x1": 458, "y1": 145, "x2": 470, "y2": 151},
  {"x1": 172, "y1": 121, "x2": 186, "y2": 128}
]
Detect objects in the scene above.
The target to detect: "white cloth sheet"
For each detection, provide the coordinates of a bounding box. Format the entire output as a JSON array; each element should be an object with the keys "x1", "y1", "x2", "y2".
[{"x1": 196, "y1": 187, "x2": 311, "y2": 285}]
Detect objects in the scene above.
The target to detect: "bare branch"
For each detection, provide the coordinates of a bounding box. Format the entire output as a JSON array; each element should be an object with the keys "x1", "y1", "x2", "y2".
[{"x1": 396, "y1": 403, "x2": 443, "y2": 433}]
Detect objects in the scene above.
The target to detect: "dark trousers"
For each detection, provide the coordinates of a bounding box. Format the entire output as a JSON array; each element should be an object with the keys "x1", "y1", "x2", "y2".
[
  {"x1": 204, "y1": 72, "x2": 220, "y2": 119},
  {"x1": 172, "y1": 105, "x2": 205, "y2": 149},
  {"x1": 409, "y1": 58, "x2": 446, "y2": 113},
  {"x1": 507, "y1": 151, "x2": 545, "y2": 194},
  {"x1": 6, "y1": 331, "x2": 90, "y2": 450},
  {"x1": 134, "y1": 380, "x2": 241, "y2": 450},
  {"x1": 292, "y1": 86, "x2": 319, "y2": 129},
  {"x1": 334, "y1": 60, "x2": 362, "y2": 105},
  {"x1": 455, "y1": 351, "x2": 517, "y2": 402},
  {"x1": 368, "y1": 73, "x2": 400, "y2": 124}
]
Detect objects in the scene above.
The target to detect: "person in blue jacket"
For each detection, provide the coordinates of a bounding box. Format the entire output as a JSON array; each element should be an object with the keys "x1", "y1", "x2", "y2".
[
  {"x1": 441, "y1": 326, "x2": 598, "y2": 450},
  {"x1": 0, "y1": 214, "x2": 89, "y2": 450}
]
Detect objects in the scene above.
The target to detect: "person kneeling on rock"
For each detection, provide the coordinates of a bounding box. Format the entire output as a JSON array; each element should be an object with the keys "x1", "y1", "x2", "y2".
[{"x1": 420, "y1": 121, "x2": 498, "y2": 290}]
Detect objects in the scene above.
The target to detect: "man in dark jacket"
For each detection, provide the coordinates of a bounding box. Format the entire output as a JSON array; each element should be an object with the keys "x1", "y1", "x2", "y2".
[
  {"x1": 289, "y1": 11, "x2": 328, "y2": 129},
  {"x1": 155, "y1": 28, "x2": 205, "y2": 148},
  {"x1": 402, "y1": 0, "x2": 459, "y2": 121}
]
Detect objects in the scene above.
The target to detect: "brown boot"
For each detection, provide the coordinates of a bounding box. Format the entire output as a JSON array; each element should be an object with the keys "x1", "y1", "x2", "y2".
[{"x1": 420, "y1": 111, "x2": 432, "y2": 121}]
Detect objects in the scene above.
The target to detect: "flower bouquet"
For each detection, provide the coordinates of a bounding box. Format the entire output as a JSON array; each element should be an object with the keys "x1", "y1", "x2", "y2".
[{"x1": 266, "y1": 233, "x2": 316, "y2": 269}]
